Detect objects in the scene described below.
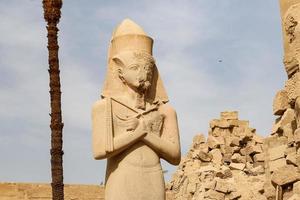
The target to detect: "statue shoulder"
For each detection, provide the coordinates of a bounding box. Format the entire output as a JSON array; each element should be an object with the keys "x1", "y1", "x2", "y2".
[
  {"x1": 92, "y1": 99, "x2": 107, "y2": 114},
  {"x1": 159, "y1": 103, "x2": 177, "y2": 116}
]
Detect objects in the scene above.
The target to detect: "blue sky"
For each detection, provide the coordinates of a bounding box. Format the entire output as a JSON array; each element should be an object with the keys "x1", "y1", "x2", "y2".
[{"x1": 0, "y1": 0, "x2": 285, "y2": 184}]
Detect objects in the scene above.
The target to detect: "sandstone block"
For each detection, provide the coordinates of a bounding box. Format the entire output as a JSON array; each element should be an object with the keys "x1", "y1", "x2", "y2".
[
  {"x1": 210, "y1": 149, "x2": 223, "y2": 165},
  {"x1": 220, "y1": 111, "x2": 238, "y2": 120},
  {"x1": 269, "y1": 145, "x2": 286, "y2": 161},
  {"x1": 293, "y1": 181, "x2": 300, "y2": 195},
  {"x1": 215, "y1": 180, "x2": 230, "y2": 193},
  {"x1": 253, "y1": 153, "x2": 265, "y2": 162},
  {"x1": 198, "y1": 150, "x2": 213, "y2": 162},
  {"x1": 207, "y1": 136, "x2": 224, "y2": 149},
  {"x1": 228, "y1": 191, "x2": 241, "y2": 200},
  {"x1": 203, "y1": 180, "x2": 216, "y2": 190},
  {"x1": 253, "y1": 145, "x2": 263, "y2": 153},
  {"x1": 286, "y1": 151, "x2": 297, "y2": 165},
  {"x1": 253, "y1": 134, "x2": 264, "y2": 144},
  {"x1": 229, "y1": 163, "x2": 245, "y2": 170},
  {"x1": 271, "y1": 165, "x2": 300, "y2": 186},
  {"x1": 192, "y1": 134, "x2": 206, "y2": 149},
  {"x1": 231, "y1": 153, "x2": 246, "y2": 163},
  {"x1": 204, "y1": 189, "x2": 225, "y2": 200},
  {"x1": 273, "y1": 90, "x2": 289, "y2": 115},
  {"x1": 269, "y1": 158, "x2": 286, "y2": 172}
]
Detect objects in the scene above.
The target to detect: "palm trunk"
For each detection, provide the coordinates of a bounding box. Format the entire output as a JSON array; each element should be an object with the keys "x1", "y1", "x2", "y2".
[{"x1": 42, "y1": 1, "x2": 64, "y2": 200}]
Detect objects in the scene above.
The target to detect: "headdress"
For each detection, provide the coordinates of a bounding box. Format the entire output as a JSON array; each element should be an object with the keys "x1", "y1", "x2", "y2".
[{"x1": 101, "y1": 19, "x2": 168, "y2": 103}]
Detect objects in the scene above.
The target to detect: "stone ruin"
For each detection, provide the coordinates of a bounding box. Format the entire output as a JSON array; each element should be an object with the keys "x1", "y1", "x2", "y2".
[
  {"x1": 167, "y1": 1, "x2": 300, "y2": 199},
  {"x1": 167, "y1": 111, "x2": 267, "y2": 200}
]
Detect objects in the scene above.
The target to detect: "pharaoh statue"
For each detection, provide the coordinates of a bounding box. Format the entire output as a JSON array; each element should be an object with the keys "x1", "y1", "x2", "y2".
[
  {"x1": 280, "y1": 1, "x2": 300, "y2": 140},
  {"x1": 92, "y1": 19, "x2": 181, "y2": 200}
]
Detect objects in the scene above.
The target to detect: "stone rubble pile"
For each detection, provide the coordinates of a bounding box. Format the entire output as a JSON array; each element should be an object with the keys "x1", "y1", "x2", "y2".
[
  {"x1": 167, "y1": 111, "x2": 267, "y2": 200},
  {"x1": 261, "y1": 88, "x2": 300, "y2": 199}
]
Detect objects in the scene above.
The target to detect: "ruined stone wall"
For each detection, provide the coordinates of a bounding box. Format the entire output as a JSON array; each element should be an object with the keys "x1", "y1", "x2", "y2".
[
  {"x1": 0, "y1": 182, "x2": 104, "y2": 200},
  {"x1": 0, "y1": 182, "x2": 173, "y2": 200},
  {"x1": 167, "y1": 111, "x2": 267, "y2": 200}
]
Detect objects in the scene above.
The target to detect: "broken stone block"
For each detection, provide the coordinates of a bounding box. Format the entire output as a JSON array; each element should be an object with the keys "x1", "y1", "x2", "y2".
[
  {"x1": 220, "y1": 111, "x2": 238, "y2": 120},
  {"x1": 204, "y1": 189, "x2": 225, "y2": 200},
  {"x1": 216, "y1": 166, "x2": 232, "y2": 179},
  {"x1": 231, "y1": 153, "x2": 246, "y2": 163},
  {"x1": 286, "y1": 151, "x2": 297, "y2": 165},
  {"x1": 293, "y1": 181, "x2": 300, "y2": 195},
  {"x1": 269, "y1": 145, "x2": 286, "y2": 161},
  {"x1": 273, "y1": 90, "x2": 289, "y2": 115},
  {"x1": 253, "y1": 134, "x2": 264, "y2": 144},
  {"x1": 192, "y1": 134, "x2": 206, "y2": 149},
  {"x1": 250, "y1": 165, "x2": 265, "y2": 175},
  {"x1": 229, "y1": 163, "x2": 245, "y2": 171},
  {"x1": 198, "y1": 150, "x2": 213, "y2": 162},
  {"x1": 203, "y1": 180, "x2": 216, "y2": 190},
  {"x1": 253, "y1": 145, "x2": 263, "y2": 154},
  {"x1": 253, "y1": 153, "x2": 265, "y2": 162},
  {"x1": 215, "y1": 180, "x2": 230, "y2": 193},
  {"x1": 253, "y1": 161, "x2": 264, "y2": 168},
  {"x1": 269, "y1": 158, "x2": 287, "y2": 172},
  {"x1": 230, "y1": 137, "x2": 240, "y2": 147},
  {"x1": 210, "y1": 149, "x2": 223, "y2": 165},
  {"x1": 222, "y1": 153, "x2": 232, "y2": 164},
  {"x1": 228, "y1": 191, "x2": 241, "y2": 200},
  {"x1": 210, "y1": 119, "x2": 234, "y2": 129},
  {"x1": 220, "y1": 145, "x2": 233, "y2": 155},
  {"x1": 271, "y1": 165, "x2": 300, "y2": 186},
  {"x1": 207, "y1": 136, "x2": 224, "y2": 149}
]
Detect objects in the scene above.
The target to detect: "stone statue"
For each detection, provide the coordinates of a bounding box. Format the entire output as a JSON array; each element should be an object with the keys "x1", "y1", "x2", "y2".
[
  {"x1": 280, "y1": 2, "x2": 300, "y2": 139},
  {"x1": 92, "y1": 19, "x2": 181, "y2": 200}
]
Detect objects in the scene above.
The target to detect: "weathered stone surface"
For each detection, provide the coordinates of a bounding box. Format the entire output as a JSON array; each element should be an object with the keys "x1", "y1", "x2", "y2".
[
  {"x1": 204, "y1": 189, "x2": 225, "y2": 200},
  {"x1": 269, "y1": 158, "x2": 286, "y2": 172},
  {"x1": 253, "y1": 134, "x2": 264, "y2": 144},
  {"x1": 192, "y1": 134, "x2": 206, "y2": 149},
  {"x1": 207, "y1": 135, "x2": 224, "y2": 149},
  {"x1": 273, "y1": 90, "x2": 289, "y2": 115},
  {"x1": 229, "y1": 163, "x2": 245, "y2": 171},
  {"x1": 293, "y1": 181, "x2": 300, "y2": 195},
  {"x1": 269, "y1": 145, "x2": 286, "y2": 161},
  {"x1": 271, "y1": 165, "x2": 300, "y2": 186},
  {"x1": 215, "y1": 180, "x2": 230, "y2": 193},
  {"x1": 220, "y1": 111, "x2": 238, "y2": 120},
  {"x1": 286, "y1": 151, "x2": 297, "y2": 165},
  {"x1": 210, "y1": 149, "x2": 223, "y2": 165},
  {"x1": 231, "y1": 153, "x2": 246, "y2": 163},
  {"x1": 253, "y1": 153, "x2": 265, "y2": 162},
  {"x1": 198, "y1": 150, "x2": 213, "y2": 162}
]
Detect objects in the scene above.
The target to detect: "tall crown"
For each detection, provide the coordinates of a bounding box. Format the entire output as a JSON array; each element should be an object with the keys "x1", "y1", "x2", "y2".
[{"x1": 108, "y1": 19, "x2": 153, "y2": 60}]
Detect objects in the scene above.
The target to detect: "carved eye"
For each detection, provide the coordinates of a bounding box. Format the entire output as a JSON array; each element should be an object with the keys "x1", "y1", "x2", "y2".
[{"x1": 129, "y1": 64, "x2": 139, "y2": 70}]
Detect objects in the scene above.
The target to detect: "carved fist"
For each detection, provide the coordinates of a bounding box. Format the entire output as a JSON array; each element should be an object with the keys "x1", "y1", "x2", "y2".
[{"x1": 145, "y1": 114, "x2": 165, "y2": 136}]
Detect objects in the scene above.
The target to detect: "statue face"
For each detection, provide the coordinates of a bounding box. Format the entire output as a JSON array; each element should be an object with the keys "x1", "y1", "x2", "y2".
[{"x1": 120, "y1": 60, "x2": 154, "y2": 93}]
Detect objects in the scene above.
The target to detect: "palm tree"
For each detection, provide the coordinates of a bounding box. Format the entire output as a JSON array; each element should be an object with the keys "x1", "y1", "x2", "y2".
[{"x1": 42, "y1": 0, "x2": 64, "y2": 199}]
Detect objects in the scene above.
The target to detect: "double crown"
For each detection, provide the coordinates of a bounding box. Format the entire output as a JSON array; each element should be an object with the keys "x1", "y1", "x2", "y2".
[{"x1": 108, "y1": 19, "x2": 154, "y2": 60}]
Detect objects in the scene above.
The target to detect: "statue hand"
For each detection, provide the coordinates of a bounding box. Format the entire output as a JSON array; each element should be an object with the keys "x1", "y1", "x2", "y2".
[{"x1": 145, "y1": 114, "x2": 165, "y2": 136}]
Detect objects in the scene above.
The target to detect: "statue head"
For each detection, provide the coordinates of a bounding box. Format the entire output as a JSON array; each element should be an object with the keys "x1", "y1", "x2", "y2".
[
  {"x1": 101, "y1": 19, "x2": 168, "y2": 104},
  {"x1": 113, "y1": 51, "x2": 155, "y2": 94},
  {"x1": 282, "y1": 2, "x2": 300, "y2": 76}
]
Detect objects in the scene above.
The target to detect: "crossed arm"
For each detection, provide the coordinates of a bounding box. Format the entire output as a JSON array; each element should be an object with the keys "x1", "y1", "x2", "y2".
[{"x1": 92, "y1": 99, "x2": 181, "y2": 165}]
